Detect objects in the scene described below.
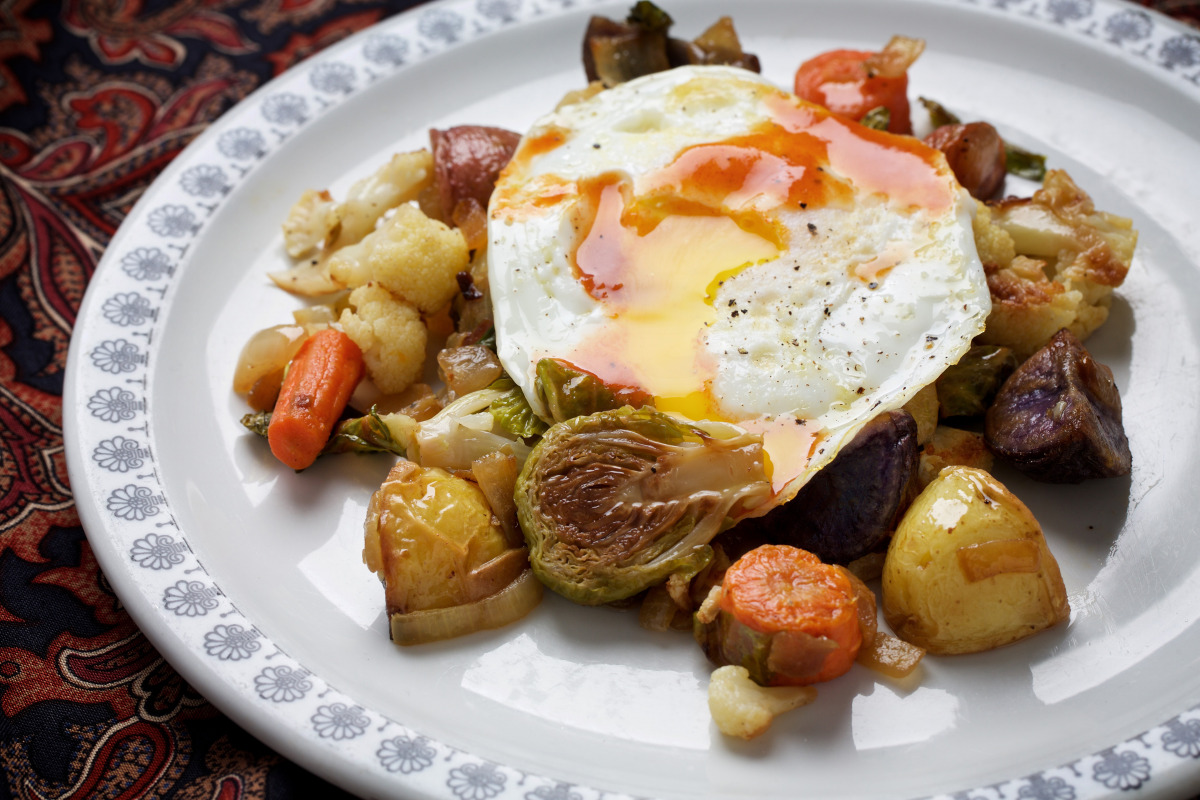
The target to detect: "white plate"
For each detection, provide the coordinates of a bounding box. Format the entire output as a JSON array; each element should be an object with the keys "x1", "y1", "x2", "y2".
[{"x1": 62, "y1": 1, "x2": 1200, "y2": 798}]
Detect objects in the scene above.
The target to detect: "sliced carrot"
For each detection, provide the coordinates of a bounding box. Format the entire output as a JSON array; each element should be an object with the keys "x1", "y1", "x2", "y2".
[
  {"x1": 267, "y1": 328, "x2": 365, "y2": 470},
  {"x1": 718, "y1": 544, "x2": 862, "y2": 686}
]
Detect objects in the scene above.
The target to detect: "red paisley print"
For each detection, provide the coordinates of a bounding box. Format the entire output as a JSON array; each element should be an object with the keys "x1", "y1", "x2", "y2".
[
  {"x1": 0, "y1": 2, "x2": 414, "y2": 798},
  {"x1": 62, "y1": 0, "x2": 254, "y2": 68}
]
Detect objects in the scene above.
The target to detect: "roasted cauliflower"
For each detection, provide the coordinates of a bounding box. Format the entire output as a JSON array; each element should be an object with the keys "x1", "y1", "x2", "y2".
[
  {"x1": 339, "y1": 283, "x2": 427, "y2": 395},
  {"x1": 328, "y1": 203, "x2": 468, "y2": 314},
  {"x1": 973, "y1": 170, "x2": 1137, "y2": 359},
  {"x1": 281, "y1": 150, "x2": 434, "y2": 259}
]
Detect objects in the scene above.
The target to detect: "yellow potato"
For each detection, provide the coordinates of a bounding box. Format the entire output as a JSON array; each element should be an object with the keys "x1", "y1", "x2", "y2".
[
  {"x1": 881, "y1": 466, "x2": 1069, "y2": 655},
  {"x1": 901, "y1": 384, "x2": 939, "y2": 446},
  {"x1": 362, "y1": 460, "x2": 516, "y2": 615}
]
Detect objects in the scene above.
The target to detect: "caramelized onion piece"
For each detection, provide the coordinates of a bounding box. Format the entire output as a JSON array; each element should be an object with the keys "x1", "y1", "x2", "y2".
[
  {"x1": 956, "y1": 538, "x2": 1042, "y2": 583},
  {"x1": 438, "y1": 344, "x2": 503, "y2": 398},
  {"x1": 839, "y1": 567, "x2": 878, "y2": 649},
  {"x1": 233, "y1": 324, "x2": 308, "y2": 396},
  {"x1": 246, "y1": 368, "x2": 285, "y2": 412},
  {"x1": 639, "y1": 582, "x2": 680, "y2": 632},
  {"x1": 856, "y1": 631, "x2": 925, "y2": 678},
  {"x1": 471, "y1": 449, "x2": 522, "y2": 548},
  {"x1": 863, "y1": 35, "x2": 925, "y2": 78},
  {"x1": 389, "y1": 569, "x2": 543, "y2": 646}
]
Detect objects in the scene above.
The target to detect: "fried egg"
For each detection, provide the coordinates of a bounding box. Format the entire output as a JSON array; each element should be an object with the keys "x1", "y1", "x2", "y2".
[{"x1": 487, "y1": 65, "x2": 989, "y2": 506}]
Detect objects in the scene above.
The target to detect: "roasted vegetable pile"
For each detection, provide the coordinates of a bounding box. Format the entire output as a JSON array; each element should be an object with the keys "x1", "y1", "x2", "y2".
[{"x1": 232, "y1": 0, "x2": 1139, "y2": 744}]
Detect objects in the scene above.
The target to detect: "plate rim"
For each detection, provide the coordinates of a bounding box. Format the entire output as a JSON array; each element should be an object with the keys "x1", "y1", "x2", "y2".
[{"x1": 61, "y1": 1, "x2": 1200, "y2": 798}]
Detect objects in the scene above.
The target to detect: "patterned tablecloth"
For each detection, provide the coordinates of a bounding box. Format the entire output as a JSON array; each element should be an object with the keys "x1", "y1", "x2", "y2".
[{"x1": 1, "y1": 1, "x2": 1197, "y2": 798}]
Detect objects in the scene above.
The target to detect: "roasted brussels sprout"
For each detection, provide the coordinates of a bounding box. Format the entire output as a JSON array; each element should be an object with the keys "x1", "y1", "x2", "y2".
[
  {"x1": 936, "y1": 345, "x2": 1018, "y2": 418},
  {"x1": 488, "y1": 377, "x2": 549, "y2": 439},
  {"x1": 860, "y1": 106, "x2": 892, "y2": 131},
  {"x1": 409, "y1": 384, "x2": 534, "y2": 471},
  {"x1": 985, "y1": 328, "x2": 1131, "y2": 482},
  {"x1": 730, "y1": 410, "x2": 918, "y2": 564},
  {"x1": 515, "y1": 407, "x2": 771, "y2": 605},
  {"x1": 535, "y1": 358, "x2": 651, "y2": 423},
  {"x1": 882, "y1": 466, "x2": 1069, "y2": 654}
]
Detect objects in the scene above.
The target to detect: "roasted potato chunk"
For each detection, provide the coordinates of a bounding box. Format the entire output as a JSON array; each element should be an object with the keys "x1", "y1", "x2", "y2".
[
  {"x1": 916, "y1": 426, "x2": 994, "y2": 491},
  {"x1": 881, "y1": 466, "x2": 1069, "y2": 655}
]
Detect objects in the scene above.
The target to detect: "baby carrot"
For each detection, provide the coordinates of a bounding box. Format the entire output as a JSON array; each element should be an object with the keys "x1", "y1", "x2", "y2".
[
  {"x1": 267, "y1": 328, "x2": 365, "y2": 470},
  {"x1": 696, "y1": 544, "x2": 863, "y2": 686}
]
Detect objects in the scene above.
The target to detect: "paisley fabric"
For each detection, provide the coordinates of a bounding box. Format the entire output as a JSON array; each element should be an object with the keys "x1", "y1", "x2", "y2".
[
  {"x1": 0, "y1": 3, "x2": 421, "y2": 796},
  {"x1": 0, "y1": 2, "x2": 1194, "y2": 798}
]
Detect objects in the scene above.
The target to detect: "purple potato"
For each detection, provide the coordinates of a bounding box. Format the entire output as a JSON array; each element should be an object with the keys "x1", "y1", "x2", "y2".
[
  {"x1": 985, "y1": 328, "x2": 1131, "y2": 483},
  {"x1": 731, "y1": 410, "x2": 918, "y2": 564}
]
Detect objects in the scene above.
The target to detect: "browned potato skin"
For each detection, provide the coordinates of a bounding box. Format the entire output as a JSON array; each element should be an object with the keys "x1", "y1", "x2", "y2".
[
  {"x1": 916, "y1": 426, "x2": 994, "y2": 491},
  {"x1": 882, "y1": 466, "x2": 1069, "y2": 655},
  {"x1": 924, "y1": 122, "x2": 1006, "y2": 200}
]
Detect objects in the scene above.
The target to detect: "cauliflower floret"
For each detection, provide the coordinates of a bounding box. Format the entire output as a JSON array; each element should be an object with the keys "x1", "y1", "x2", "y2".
[
  {"x1": 282, "y1": 189, "x2": 338, "y2": 259},
  {"x1": 339, "y1": 283, "x2": 427, "y2": 395},
  {"x1": 707, "y1": 665, "x2": 817, "y2": 740},
  {"x1": 328, "y1": 203, "x2": 468, "y2": 314},
  {"x1": 971, "y1": 201, "x2": 1016, "y2": 269},
  {"x1": 973, "y1": 170, "x2": 1136, "y2": 359},
  {"x1": 281, "y1": 151, "x2": 435, "y2": 260},
  {"x1": 330, "y1": 149, "x2": 435, "y2": 250}
]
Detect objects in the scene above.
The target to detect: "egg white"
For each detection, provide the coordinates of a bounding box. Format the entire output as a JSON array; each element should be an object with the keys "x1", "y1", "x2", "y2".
[{"x1": 487, "y1": 65, "x2": 990, "y2": 504}]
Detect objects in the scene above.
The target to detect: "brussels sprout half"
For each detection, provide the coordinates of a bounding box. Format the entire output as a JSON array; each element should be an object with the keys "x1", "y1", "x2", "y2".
[{"x1": 515, "y1": 407, "x2": 771, "y2": 605}]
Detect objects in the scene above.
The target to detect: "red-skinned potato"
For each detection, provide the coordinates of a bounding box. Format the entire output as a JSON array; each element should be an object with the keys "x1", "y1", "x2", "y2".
[{"x1": 924, "y1": 122, "x2": 1007, "y2": 200}]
